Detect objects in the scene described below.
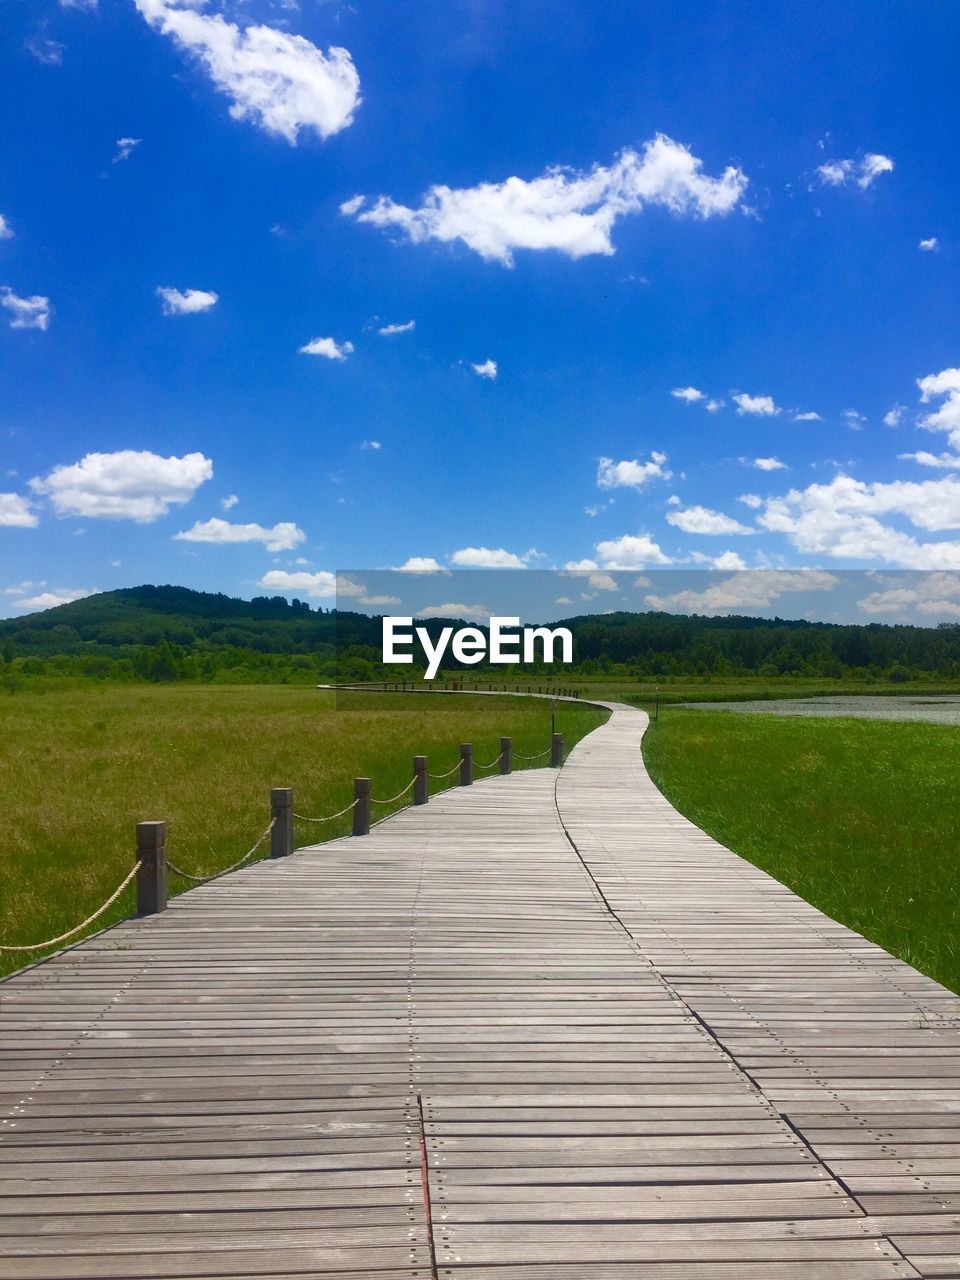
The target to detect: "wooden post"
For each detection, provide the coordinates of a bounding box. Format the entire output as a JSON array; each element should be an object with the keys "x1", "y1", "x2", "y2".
[
  {"x1": 270, "y1": 787, "x2": 294, "y2": 858},
  {"x1": 500, "y1": 736, "x2": 512, "y2": 775},
  {"x1": 353, "y1": 778, "x2": 371, "y2": 836},
  {"x1": 551, "y1": 732, "x2": 564, "y2": 768},
  {"x1": 136, "y1": 821, "x2": 167, "y2": 916},
  {"x1": 459, "y1": 743, "x2": 473, "y2": 786},
  {"x1": 413, "y1": 755, "x2": 428, "y2": 805}
]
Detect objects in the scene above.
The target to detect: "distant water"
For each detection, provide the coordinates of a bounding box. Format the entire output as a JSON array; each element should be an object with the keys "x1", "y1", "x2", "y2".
[{"x1": 683, "y1": 694, "x2": 960, "y2": 726}]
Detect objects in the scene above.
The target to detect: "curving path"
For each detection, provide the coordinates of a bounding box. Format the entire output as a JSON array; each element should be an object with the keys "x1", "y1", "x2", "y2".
[{"x1": 0, "y1": 701, "x2": 957, "y2": 1278}]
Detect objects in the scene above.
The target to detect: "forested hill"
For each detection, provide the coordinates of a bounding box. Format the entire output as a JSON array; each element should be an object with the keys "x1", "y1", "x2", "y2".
[{"x1": 1, "y1": 586, "x2": 959, "y2": 680}]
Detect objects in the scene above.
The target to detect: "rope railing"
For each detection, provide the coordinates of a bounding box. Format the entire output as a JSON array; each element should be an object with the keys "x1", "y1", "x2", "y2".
[
  {"x1": 2, "y1": 729, "x2": 567, "y2": 960},
  {"x1": 293, "y1": 799, "x2": 359, "y2": 824},
  {"x1": 0, "y1": 860, "x2": 143, "y2": 954},
  {"x1": 370, "y1": 778, "x2": 416, "y2": 806},
  {"x1": 166, "y1": 817, "x2": 276, "y2": 886}
]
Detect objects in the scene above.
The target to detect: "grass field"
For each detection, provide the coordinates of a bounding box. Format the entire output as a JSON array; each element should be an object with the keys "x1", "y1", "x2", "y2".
[
  {"x1": 643, "y1": 707, "x2": 960, "y2": 993},
  {"x1": 0, "y1": 684, "x2": 606, "y2": 975}
]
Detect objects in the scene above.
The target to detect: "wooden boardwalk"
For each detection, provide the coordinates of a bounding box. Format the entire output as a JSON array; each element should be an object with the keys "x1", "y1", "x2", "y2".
[{"x1": 2, "y1": 701, "x2": 958, "y2": 1278}]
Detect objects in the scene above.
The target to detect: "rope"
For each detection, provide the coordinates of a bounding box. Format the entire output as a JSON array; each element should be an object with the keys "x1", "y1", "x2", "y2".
[
  {"x1": 474, "y1": 753, "x2": 503, "y2": 770},
  {"x1": 294, "y1": 799, "x2": 359, "y2": 823},
  {"x1": 167, "y1": 818, "x2": 276, "y2": 885},
  {"x1": 0, "y1": 861, "x2": 143, "y2": 953},
  {"x1": 512, "y1": 748, "x2": 551, "y2": 760},
  {"x1": 370, "y1": 778, "x2": 416, "y2": 805},
  {"x1": 427, "y1": 761, "x2": 461, "y2": 780}
]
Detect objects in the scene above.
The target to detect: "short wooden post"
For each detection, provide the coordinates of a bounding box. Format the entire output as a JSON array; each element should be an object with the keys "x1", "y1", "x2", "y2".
[
  {"x1": 136, "y1": 821, "x2": 167, "y2": 916},
  {"x1": 459, "y1": 743, "x2": 473, "y2": 786},
  {"x1": 551, "y1": 732, "x2": 564, "y2": 768},
  {"x1": 500, "y1": 736, "x2": 512, "y2": 775},
  {"x1": 353, "y1": 778, "x2": 371, "y2": 836},
  {"x1": 413, "y1": 755, "x2": 428, "y2": 805},
  {"x1": 271, "y1": 787, "x2": 294, "y2": 858}
]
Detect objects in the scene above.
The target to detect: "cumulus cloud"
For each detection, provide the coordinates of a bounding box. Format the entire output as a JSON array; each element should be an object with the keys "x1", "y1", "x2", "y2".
[
  {"x1": 594, "y1": 533, "x2": 671, "y2": 568},
  {"x1": 667, "y1": 505, "x2": 755, "y2": 535},
  {"x1": 450, "y1": 546, "x2": 530, "y2": 568},
  {"x1": 471, "y1": 358, "x2": 497, "y2": 380},
  {"x1": 596, "y1": 452, "x2": 669, "y2": 490},
  {"x1": 744, "y1": 456, "x2": 787, "y2": 471},
  {"x1": 30, "y1": 450, "x2": 212, "y2": 521},
  {"x1": 898, "y1": 450, "x2": 960, "y2": 469},
  {"x1": 396, "y1": 557, "x2": 446, "y2": 573},
  {"x1": 919, "y1": 237, "x2": 939, "y2": 252},
  {"x1": 259, "y1": 569, "x2": 334, "y2": 597},
  {"x1": 732, "y1": 392, "x2": 779, "y2": 416},
  {"x1": 360, "y1": 439, "x2": 381, "y2": 450},
  {"x1": 794, "y1": 411, "x2": 822, "y2": 422},
  {"x1": 174, "y1": 517, "x2": 305, "y2": 552},
  {"x1": 299, "y1": 335, "x2": 353, "y2": 360},
  {"x1": 378, "y1": 320, "x2": 415, "y2": 336},
  {"x1": 843, "y1": 408, "x2": 867, "y2": 429},
  {"x1": 671, "y1": 386, "x2": 704, "y2": 403},
  {"x1": 758, "y1": 472, "x2": 960, "y2": 568},
  {"x1": 706, "y1": 398, "x2": 724, "y2": 413},
  {"x1": 156, "y1": 286, "x2": 218, "y2": 315},
  {"x1": 134, "y1": 0, "x2": 360, "y2": 144},
  {"x1": 0, "y1": 287, "x2": 51, "y2": 330},
  {"x1": 0, "y1": 215, "x2": 13, "y2": 240},
  {"x1": 113, "y1": 137, "x2": 141, "y2": 163},
  {"x1": 858, "y1": 572, "x2": 960, "y2": 618},
  {"x1": 883, "y1": 405, "x2": 905, "y2": 428},
  {"x1": 0, "y1": 493, "x2": 38, "y2": 527},
  {"x1": 13, "y1": 588, "x2": 94, "y2": 611},
  {"x1": 416, "y1": 602, "x2": 490, "y2": 620},
  {"x1": 221, "y1": 493, "x2": 239, "y2": 510},
  {"x1": 645, "y1": 569, "x2": 838, "y2": 615},
  {"x1": 342, "y1": 134, "x2": 748, "y2": 266},
  {"x1": 816, "y1": 153, "x2": 894, "y2": 190},
  {"x1": 917, "y1": 367, "x2": 960, "y2": 450}
]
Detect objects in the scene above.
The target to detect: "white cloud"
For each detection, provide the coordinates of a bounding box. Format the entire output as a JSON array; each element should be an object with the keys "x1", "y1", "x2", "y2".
[
  {"x1": 221, "y1": 493, "x2": 239, "y2": 510},
  {"x1": 358, "y1": 594, "x2": 401, "y2": 607},
  {"x1": 59, "y1": 0, "x2": 98, "y2": 8},
  {"x1": 26, "y1": 32, "x2": 65, "y2": 65},
  {"x1": 596, "y1": 452, "x2": 669, "y2": 490},
  {"x1": 917, "y1": 366, "x2": 960, "y2": 450},
  {"x1": 555, "y1": 595, "x2": 574, "y2": 605},
  {"x1": 586, "y1": 572, "x2": 619, "y2": 591},
  {"x1": 667, "y1": 505, "x2": 755, "y2": 535},
  {"x1": 259, "y1": 569, "x2": 335, "y2": 597},
  {"x1": 858, "y1": 572, "x2": 960, "y2": 617},
  {"x1": 713, "y1": 551, "x2": 749, "y2": 570},
  {"x1": 13, "y1": 588, "x2": 94, "y2": 611},
  {"x1": 31, "y1": 450, "x2": 212, "y2": 521},
  {"x1": 744, "y1": 456, "x2": 787, "y2": 472},
  {"x1": 594, "y1": 533, "x2": 671, "y2": 568},
  {"x1": 299, "y1": 335, "x2": 353, "y2": 360},
  {"x1": 671, "y1": 385, "x2": 704, "y2": 403},
  {"x1": 471, "y1": 358, "x2": 497, "y2": 380},
  {"x1": 883, "y1": 405, "x2": 904, "y2": 428},
  {"x1": 758, "y1": 472, "x2": 960, "y2": 568},
  {"x1": 564, "y1": 559, "x2": 599, "y2": 571},
  {"x1": 156, "y1": 286, "x2": 218, "y2": 315},
  {"x1": 134, "y1": 0, "x2": 360, "y2": 144},
  {"x1": 732, "y1": 392, "x2": 780, "y2": 417},
  {"x1": 343, "y1": 134, "x2": 748, "y2": 266},
  {"x1": 738, "y1": 493, "x2": 763, "y2": 509},
  {"x1": 794, "y1": 411, "x2": 822, "y2": 421},
  {"x1": 360, "y1": 439, "x2": 381, "y2": 450},
  {"x1": 816, "y1": 153, "x2": 894, "y2": 190},
  {"x1": 705, "y1": 398, "x2": 724, "y2": 413},
  {"x1": 0, "y1": 287, "x2": 50, "y2": 330},
  {"x1": 378, "y1": 320, "x2": 415, "y2": 336},
  {"x1": 0, "y1": 493, "x2": 38, "y2": 528},
  {"x1": 174, "y1": 517, "x2": 305, "y2": 552},
  {"x1": 0, "y1": 215, "x2": 13, "y2": 240},
  {"x1": 396, "y1": 556, "x2": 446, "y2": 573},
  {"x1": 113, "y1": 137, "x2": 141, "y2": 163},
  {"x1": 899, "y1": 450, "x2": 960, "y2": 469},
  {"x1": 417, "y1": 602, "x2": 489, "y2": 620},
  {"x1": 843, "y1": 408, "x2": 867, "y2": 429},
  {"x1": 919, "y1": 237, "x2": 939, "y2": 252},
  {"x1": 646, "y1": 569, "x2": 838, "y2": 615},
  {"x1": 450, "y1": 546, "x2": 529, "y2": 568}
]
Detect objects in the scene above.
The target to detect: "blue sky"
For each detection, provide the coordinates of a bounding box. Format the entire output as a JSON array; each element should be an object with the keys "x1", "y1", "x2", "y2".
[{"x1": 2, "y1": 0, "x2": 960, "y2": 624}]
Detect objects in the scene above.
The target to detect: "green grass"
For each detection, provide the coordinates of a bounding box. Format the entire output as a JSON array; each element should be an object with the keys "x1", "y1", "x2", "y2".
[
  {"x1": 643, "y1": 708, "x2": 960, "y2": 993},
  {"x1": 0, "y1": 684, "x2": 606, "y2": 975}
]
